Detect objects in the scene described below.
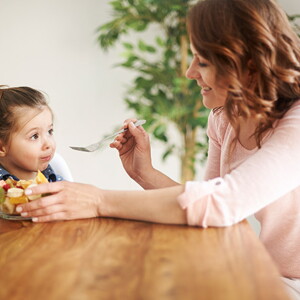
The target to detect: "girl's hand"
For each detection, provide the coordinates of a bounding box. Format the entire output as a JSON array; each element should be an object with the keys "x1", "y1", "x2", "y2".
[
  {"x1": 110, "y1": 119, "x2": 154, "y2": 184},
  {"x1": 16, "y1": 181, "x2": 103, "y2": 222}
]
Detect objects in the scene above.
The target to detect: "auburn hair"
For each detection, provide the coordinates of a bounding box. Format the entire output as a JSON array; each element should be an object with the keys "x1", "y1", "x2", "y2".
[{"x1": 188, "y1": 0, "x2": 300, "y2": 147}]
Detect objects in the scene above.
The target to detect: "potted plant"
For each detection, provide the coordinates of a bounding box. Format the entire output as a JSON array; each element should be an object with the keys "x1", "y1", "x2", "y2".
[
  {"x1": 97, "y1": 0, "x2": 208, "y2": 183},
  {"x1": 97, "y1": 1, "x2": 299, "y2": 183}
]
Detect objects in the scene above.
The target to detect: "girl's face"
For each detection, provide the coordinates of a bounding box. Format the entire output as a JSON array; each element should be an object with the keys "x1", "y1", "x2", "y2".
[
  {"x1": 186, "y1": 43, "x2": 228, "y2": 109},
  {"x1": 0, "y1": 106, "x2": 56, "y2": 180}
]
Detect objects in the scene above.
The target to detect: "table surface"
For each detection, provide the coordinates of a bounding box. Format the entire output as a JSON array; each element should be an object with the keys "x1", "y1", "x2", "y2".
[{"x1": 0, "y1": 217, "x2": 290, "y2": 300}]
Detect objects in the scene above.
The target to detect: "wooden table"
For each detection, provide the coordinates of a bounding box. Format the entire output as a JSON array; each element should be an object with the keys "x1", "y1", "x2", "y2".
[{"x1": 0, "y1": 218, "x2": 290, "y2": 300}]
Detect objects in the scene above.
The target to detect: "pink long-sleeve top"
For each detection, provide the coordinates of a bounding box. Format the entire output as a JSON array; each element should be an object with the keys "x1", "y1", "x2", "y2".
[{"x1": 178, "y1": 100, "x2": 300, "y2": 278}]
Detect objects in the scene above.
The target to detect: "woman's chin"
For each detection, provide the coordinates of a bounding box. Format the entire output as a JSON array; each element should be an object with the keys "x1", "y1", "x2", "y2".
[{"x1": 202, "y1": 97, "x2": 224, "y2": 110}]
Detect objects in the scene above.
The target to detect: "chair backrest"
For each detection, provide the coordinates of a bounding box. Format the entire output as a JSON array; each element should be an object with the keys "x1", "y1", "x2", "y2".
[{"x1": 50, "y1": 153, "x2": 73, "y2": 182}]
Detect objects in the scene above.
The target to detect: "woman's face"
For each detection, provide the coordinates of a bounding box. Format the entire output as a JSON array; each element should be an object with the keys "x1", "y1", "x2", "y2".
[{"x1": 186, "y1": 44, "x2": 228, "y2": 109}]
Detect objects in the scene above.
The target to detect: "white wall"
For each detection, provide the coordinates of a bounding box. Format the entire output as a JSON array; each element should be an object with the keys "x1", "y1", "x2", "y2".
[
  {"x1": 1, "y1": 0, "x2": 180, "y2": 189},
  {"x1": 0, "y1": 0, "x2": 298, "y2": 232}
]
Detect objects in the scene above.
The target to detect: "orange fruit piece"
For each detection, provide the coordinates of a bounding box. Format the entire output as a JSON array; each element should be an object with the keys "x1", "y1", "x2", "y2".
[
  {"x1": 35, "y1": 170, "x2": 48, "y2": 184},
  {"x1": 9, "y1": 195, "x2": 28, "y2": 204},
  {"x1": 7, "y1": 188, "x2": 28, "y2": 204}
]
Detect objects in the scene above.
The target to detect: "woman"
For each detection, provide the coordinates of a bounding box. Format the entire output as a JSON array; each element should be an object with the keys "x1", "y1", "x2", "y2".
[{"x1": 17, "y1": 0, "x2": 300, "y2": 297}]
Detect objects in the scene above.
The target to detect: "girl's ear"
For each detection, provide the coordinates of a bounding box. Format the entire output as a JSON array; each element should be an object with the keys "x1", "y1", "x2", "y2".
[{"x1": 0, "y1": 143, "x2": 7, "y2": 157}]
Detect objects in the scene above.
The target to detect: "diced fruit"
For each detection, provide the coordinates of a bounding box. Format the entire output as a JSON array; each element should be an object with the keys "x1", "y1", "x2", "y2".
[
  {"x1": 0, "y1": 171, "x2": 48, "y2": 214},
  {"x1": 7, "y1": 188, "x2": 28, "y2": 204},
  {"x1": 17, "y1": 180, "x2": 33, "y2": 189},
  {"x1": 0, "y1": 187, "x2": 5, "y2": 204},
  {"x1": 35, "y1": 170, "x2": 48, "y2": 184},
  {"x1": 5, "y1": 178, "x2": 17, "y2": 188},
  {"x1": 1, "y1": 198, "x2": 15, "y2": 214},
  {"x1": 9, "y1": 195, "x2": 28, "y2": 204},
  {"x1": 27, "y1": 183, "x2": 42, "y2": 201},
  {"x1": 7, "y1": 187, "x2": 24, "y2": 198},
  {"x1": 3, "y1": 184, "x2": 11, "y2": 191}
]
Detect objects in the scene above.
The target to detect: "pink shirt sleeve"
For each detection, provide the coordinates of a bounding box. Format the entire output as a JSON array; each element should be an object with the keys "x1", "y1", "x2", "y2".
[
  {"x1": 178, "y1": 102, "x2": 300, "y2": 227},
  {"x1": 203, "y1": 110, "x2": 222, "y2": 180}
]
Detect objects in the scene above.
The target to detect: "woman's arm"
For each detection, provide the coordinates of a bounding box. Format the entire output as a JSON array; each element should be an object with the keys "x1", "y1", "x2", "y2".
[
  {"x1": 135, "y1": 168, "x2": 180, "y2": 189},
  {"x1": 17, "y1": 182, "x2": 186, "y2": 224},
  {"x1": 179, "y1": 102, "x2": 300, "y2": 227},
  {"x1": 110, "y1": 120, "x2": 179, "y2": 189}
]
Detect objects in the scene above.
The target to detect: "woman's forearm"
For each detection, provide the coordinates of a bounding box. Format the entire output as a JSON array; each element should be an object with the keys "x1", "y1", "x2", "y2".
[
  {"x1": 135, "y1": 168, "x2": 180, "y2": 190},
  {"x1": 100, "y1": 184, "x2": 187, "y2": 224}
]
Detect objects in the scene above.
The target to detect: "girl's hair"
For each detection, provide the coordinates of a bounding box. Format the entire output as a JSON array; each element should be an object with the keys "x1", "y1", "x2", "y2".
[
  {"x1": 188, "y1": 0, "x2": 300, "y2": 147},
  {"x1": 0, "y1": 86, "x2": 51, "y2": 145}
]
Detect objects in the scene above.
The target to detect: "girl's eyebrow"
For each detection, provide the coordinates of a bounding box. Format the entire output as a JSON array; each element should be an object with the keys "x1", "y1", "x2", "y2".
[
  {"x1": 24, "y1": 123, "x2": 53, "y2": 135},
  {"x1": 25, "y1": 127, "x2": 39, "y2": 135}
]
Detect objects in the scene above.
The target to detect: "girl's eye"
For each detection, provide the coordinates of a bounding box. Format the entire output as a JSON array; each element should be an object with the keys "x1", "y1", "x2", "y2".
[
  {"x1": 30, "y1": 133, "x2": 39, "y2": 140},
  {"x1": 48, "y1": 128, "x2": 54, "y2": 135}
]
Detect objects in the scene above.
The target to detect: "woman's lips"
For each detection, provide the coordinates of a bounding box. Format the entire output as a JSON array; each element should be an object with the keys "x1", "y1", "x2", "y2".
[{"x1": 201, "y1": 87, "x2": 212, "y2": 95}]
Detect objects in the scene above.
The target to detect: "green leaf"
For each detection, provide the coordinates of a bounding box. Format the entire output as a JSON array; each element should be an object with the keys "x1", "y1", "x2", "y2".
[
  {"x1": 162, "y1": 145, "x2": 175, "y2": 161},
  {"x1": 156, "y1": 36, "x2": 165, "y2": 46},
  {"x1": 123, "y1": 42, "x2": 134, "y2": 50},
  {"x1": 153, "y1": 124, "x2": 168, "y2": 142},
  {"x1": 96, "y1": 0, "x2": 211, "y2": 180},
  {"x1": 138, "y1": 40, "x2": 148, "y2": 51}
]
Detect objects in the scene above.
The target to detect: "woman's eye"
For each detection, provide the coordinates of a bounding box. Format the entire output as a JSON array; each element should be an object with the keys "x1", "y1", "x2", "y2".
[
  {"x1": 198, "y1": 62, "x2": 208, "y2": 67},
  {"x1": 48, "y1": 128, "x2": 54, "y2": 135},
  {"x1": 30, "y1": 133, "x2": 39, "y2": 140}
]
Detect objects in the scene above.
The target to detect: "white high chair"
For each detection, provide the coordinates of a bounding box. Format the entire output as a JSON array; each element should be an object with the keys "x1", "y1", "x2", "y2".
[{"x1": 50, "y1": 153, "x2": 73, "y2": 182}]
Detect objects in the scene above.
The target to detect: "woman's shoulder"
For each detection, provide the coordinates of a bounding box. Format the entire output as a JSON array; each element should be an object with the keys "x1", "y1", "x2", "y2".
[
  {"x1": 207, "y1": 107, "x2": 230, "y2": 142},
  {"x1": 208, "y1": 107, "x2": 229, "y2": 132},
  {"x1": 280, "y1": 99, "x2": 300, "y2": 120},
  {"x1": 289, "y1": 99, "x2": 300, "y2": 111}
]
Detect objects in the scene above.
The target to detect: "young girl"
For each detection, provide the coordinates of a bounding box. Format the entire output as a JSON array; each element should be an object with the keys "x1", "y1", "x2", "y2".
[
  {"x1": 0, "y1": 86, "x2": 63, "y2": 183},
  {"x1": 17, "y1": 0, "x2": 300, "y2": 298}
]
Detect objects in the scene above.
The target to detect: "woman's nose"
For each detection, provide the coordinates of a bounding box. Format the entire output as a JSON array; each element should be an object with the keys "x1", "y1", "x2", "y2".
[{"x1": 186, "y1": 62, "x2": 199, "y2": 80}]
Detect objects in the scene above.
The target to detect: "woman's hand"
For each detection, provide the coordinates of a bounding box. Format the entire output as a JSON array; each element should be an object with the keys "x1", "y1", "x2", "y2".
[
  {"x1": 16, "y1": 181, "x2": 103, "y2": 222},
  {"x1": 110, "y1": 119, "x2": 154, "y2": 185}
]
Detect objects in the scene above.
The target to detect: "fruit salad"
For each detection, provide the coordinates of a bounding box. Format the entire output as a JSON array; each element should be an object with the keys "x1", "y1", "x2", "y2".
[{"x1": 0, "y1": 170, "x2": 48, "y2": 215}]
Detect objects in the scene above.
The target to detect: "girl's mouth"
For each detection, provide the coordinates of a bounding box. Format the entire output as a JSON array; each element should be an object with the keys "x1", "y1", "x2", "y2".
[{"x1": 41, "y1": 155, "x2": 52, "y2": 162}]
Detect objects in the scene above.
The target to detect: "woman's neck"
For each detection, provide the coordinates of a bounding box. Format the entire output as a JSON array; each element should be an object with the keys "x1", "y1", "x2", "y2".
[{"x1": 238, "y1": 117, "x2": 259, "y2": 150}]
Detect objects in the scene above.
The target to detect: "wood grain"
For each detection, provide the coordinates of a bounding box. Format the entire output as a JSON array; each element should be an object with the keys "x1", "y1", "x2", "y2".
[{"x1": 0, "y1": 218, "x2": 290, "y2": 300}]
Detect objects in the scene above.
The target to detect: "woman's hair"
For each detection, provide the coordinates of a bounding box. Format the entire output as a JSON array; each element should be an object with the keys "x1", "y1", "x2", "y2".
[
  {"x1": 0, "y1": 86, "x2": 51, "y2": 145},
  {"x1": 188, "y1": 0, "x2": 300, "y2": 147}
]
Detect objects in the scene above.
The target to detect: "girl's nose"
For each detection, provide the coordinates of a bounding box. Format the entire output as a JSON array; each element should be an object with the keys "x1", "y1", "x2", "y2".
[{"x1": 42, "y1": 137, "x2": 52, "y2": 150}]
